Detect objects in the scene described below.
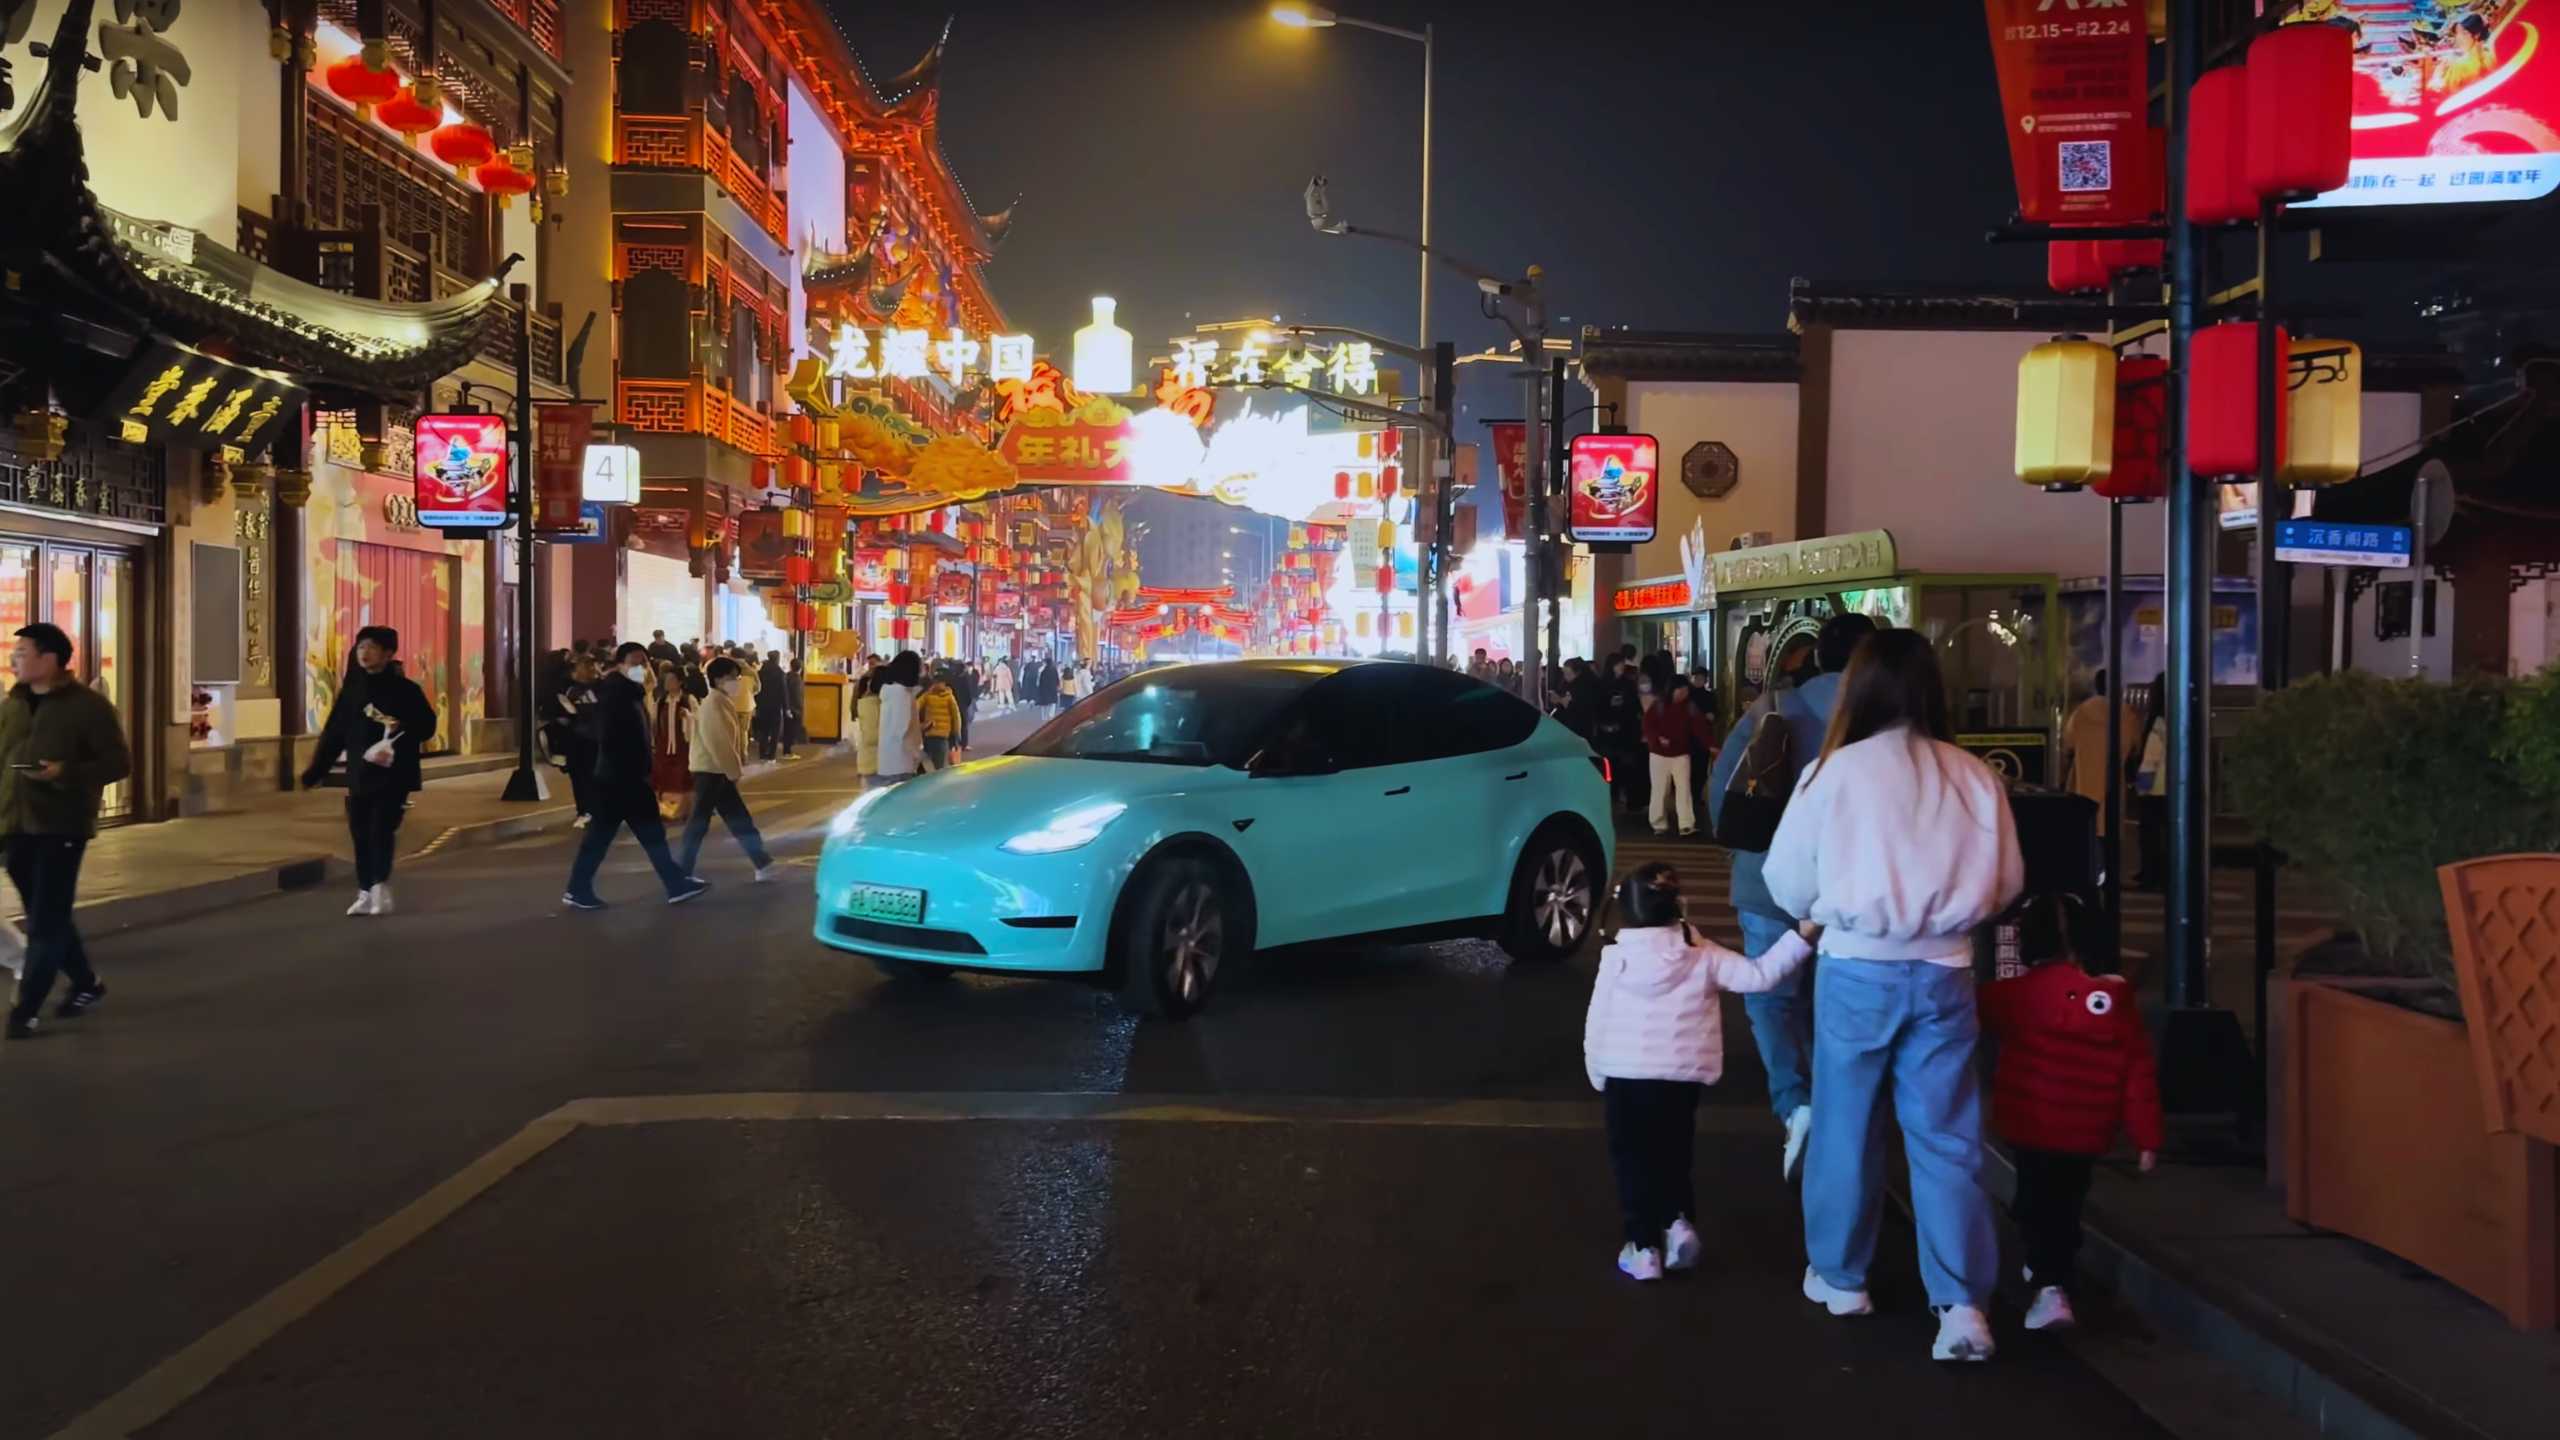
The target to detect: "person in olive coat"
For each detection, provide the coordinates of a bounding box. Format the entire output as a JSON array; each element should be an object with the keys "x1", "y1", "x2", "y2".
[{"x1": 0, "y1": 622, "x2": 132, "y2": 1039}]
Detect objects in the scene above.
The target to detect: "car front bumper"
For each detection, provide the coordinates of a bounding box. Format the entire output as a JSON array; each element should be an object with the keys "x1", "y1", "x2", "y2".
[{"x1": 811, "y1": 837, "x2": 1119, "y2": 975}]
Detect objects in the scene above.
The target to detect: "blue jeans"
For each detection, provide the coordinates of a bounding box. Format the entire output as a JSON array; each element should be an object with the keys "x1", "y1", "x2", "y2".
[
  {"x1": 1737, "y1": 910, "x2": 1814, "y2": 1118},
  {"x1": 1803, "y1": 956, "x2": 1997, "y2": 1309}
]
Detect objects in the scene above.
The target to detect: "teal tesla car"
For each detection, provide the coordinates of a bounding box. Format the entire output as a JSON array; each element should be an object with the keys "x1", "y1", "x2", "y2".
[{"x1": 813, "y1": 660, "x2": 1614, "y2": 1019}]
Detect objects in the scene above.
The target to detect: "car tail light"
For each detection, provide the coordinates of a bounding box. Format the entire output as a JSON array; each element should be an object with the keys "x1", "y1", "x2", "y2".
[{"x1": 1588, "y1": 755, "x2": 1611, "y2": 784}]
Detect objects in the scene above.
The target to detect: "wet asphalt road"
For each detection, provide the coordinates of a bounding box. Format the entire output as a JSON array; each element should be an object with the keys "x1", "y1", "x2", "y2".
[{"x1": 1, "y1": 711, "x2": 2208, "y2": 1438}]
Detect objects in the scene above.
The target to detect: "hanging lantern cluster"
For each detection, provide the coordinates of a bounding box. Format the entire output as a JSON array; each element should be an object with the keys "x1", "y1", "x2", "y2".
[
  {"x1": 430, "y1": 122, "x2": 497, "y2": 180},
  {"x1": 2186, "y1": 24, "x2": 2352, "y2": 226},
  {"x1": 2093, "y1": 356, "x2": 2170, "y2": 502}
]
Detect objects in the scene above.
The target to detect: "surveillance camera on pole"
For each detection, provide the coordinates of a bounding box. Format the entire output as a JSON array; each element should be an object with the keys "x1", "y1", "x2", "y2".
[{"x1": 1305, "y1": 174, "x2": 1341, "y2": 234}]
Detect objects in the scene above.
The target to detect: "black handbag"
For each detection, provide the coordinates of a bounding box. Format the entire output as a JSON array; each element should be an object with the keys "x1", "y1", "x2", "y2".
[{"x1": 1713, "y1": 700, "x2": 1797, "y2": 852}]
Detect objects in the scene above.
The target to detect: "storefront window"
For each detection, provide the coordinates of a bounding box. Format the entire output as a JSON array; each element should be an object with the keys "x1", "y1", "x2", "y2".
[
  {"x1": 1920, "y1": 585, "x2": 2051, "y2": 733},
  {"x1": 0, "y1": 544, "x2": 32, "y2": 692},
  {"x1": 48, "y1": 549, "x2": 87, "y2": 659}
]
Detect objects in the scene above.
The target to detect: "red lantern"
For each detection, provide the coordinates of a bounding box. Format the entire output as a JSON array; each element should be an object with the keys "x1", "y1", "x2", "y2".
[
  {"x1": 1334, "y1": 471, "x2": 1351, "y2": 500},
  {"x1": 2047, "y1": 240, "x2": 2108, "y2": 295},
  {"x1": 324, "y1": 55, "x2": 401, "y2": 119},
  {"x1": 2186, "y1": 68, "x2": 2256, "y2": 225},
  {"x1": 887, "y1": 580, "x2": 910, "y2": 608},
  {"x1": 1380, "y1": 464, "x2": 1400, "y2": 500},
  {"x1": 1375, "y1": 563, "x2": 1394, "y2": 595},
  {"x1": 475, "y1": 157, "x2": 537, "y2": 210},
  {"x1": 2094, "y1": 356, "x2": 2169, "y2": 501},
  {"x1": 891, "y1": 619, "x2": 913, "y2": 641},
  {"x1": 2095, "y1": 236, "x2": 2163, "y2": 275},
  {"x1": 2245, "y1": 23, "x2": 2352, "y2": 201},
  {"x1": 373, "y1": 86, "x2": 442, "y2": 142},
  {"x1": 2187, "y1": 321, "x2": 2290, "y2": 477},
  {"x1": 429, "y1": 122, "x2": 497, "y2": 180},
  {"x1": 784, "y1": 555, "x2": 815, "y2": 584},
  {"x1": 795, "y1": 603, "x2": 817, "y2": 632}
]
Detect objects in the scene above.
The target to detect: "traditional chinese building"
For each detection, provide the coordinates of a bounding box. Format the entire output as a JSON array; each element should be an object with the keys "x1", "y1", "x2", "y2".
[
  {"x1": 0, "y1": 0, "x2": 558, "y2": 819},
  {"x1": 553, "y1": 0, "x2": 1014, "y2": 655}
]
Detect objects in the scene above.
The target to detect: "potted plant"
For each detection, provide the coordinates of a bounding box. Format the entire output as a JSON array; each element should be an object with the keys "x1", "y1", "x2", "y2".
[{"x1": 2226, "y1": 670, "x2": 2560, "y2": 1328}]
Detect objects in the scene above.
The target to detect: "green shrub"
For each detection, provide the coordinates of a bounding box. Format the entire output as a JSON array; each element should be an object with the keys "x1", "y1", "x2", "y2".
[{"x1": 2224, "y1": 670, "x2": 2560, "y2": 991}]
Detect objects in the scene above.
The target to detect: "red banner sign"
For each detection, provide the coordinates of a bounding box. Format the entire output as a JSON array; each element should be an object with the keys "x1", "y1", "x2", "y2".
[
  {"x1": 1568, "y1": 433, "x2": 1660, "y2": 545},
  {"x1": 1983, "y1": 0, "x2": 2151, "y2": 223},
  {"x1": 533, "y1": 404, "x2": 588, "y2": 533},
  {"x1": 1614, "y1": 579, "x2": 1693, "y2": 614},
  {"x1": 1488, "y1": 422, "x2": 1528, "y2": 539}
]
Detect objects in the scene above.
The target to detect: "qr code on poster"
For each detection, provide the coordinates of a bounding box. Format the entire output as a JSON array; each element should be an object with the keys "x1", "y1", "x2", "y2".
[{"x1": 2059, "y1": 141, "x2": 2112, "y2": 194}]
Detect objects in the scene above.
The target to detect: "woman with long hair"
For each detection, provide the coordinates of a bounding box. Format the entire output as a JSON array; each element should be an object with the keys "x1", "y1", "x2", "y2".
[
  {"x1": 648, "y1": 661, "x2": 696, "y2": 820},
  {"x1": 873, "y1": 650, "x2": 925, "y2": 783},
  {"x1": 1762, "y1": 628, "x2": 2024, "y2": 1363}
]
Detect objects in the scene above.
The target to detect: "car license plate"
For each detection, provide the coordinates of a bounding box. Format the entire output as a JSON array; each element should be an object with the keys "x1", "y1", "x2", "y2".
[{"x1": 848, "y1": 884, "x2": 925, "y2": 925}]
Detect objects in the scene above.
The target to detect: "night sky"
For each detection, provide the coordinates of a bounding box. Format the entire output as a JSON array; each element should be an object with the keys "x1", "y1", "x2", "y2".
[{"x1": 837, "y1": 1, "x2": 2044, "y2": 425}]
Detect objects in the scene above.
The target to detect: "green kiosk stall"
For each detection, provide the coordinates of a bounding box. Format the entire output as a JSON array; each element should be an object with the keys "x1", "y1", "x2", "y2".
[{"x1": 1609, "y1": 530, "x2": 2064, "y2": 785}]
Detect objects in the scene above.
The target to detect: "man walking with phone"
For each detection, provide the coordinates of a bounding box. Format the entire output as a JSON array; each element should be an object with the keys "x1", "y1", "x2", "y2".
[{"x1": 1, "y1": 622, "x2": 131, "y2": 1040}]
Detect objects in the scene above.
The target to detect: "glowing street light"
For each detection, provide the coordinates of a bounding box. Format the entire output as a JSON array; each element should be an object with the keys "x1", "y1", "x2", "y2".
[{"x1": 1269, "y1": 3, "x2": 1338, "y2": 28}]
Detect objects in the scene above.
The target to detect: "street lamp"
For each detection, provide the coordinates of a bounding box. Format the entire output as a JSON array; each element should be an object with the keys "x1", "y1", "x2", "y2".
[{"x1": 1267, "y1": 6, "x2": 1432, "y2": 357}]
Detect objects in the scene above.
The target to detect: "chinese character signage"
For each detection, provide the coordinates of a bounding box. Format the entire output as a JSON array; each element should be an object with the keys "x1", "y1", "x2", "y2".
[
  {"x1": 2291, "y1": 4, "x2": 2560, "y2": 211},
  {"x1": 1488, "y1": 422, "x2": 1528, "y2": 539},
  {"x1": 997, "y1": 404, "x2": 1137, "y2": 485},
  {"x1": 2272, "y1": 519, "x2": 2413, "y2": 568},
  {"x1": 534, "y1": 404, "x2": 589, "y2": 534},
  {"x1": 1568, "y1": 433, "x2": 1660, "y2": 545},
  {"x1": 828, "y1": 323, "x2": 1035, "y2": 386},
  {"x1": 1613, "y1": 579, "x2": 1695, "y2": 615},
  {"x1": 1982, "y1": 0, "x2": 2150, "y2": 224},
  {"x1": 98, "y1": 338, "x2": 300, "y2": 454},
  {"x1": 412, "y1": 414, "x2": 511, "y2": 530}
]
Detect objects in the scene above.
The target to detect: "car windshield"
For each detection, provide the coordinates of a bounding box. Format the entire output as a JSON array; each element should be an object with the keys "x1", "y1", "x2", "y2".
[{"x1": 1014, "y1": 667, "x2": 1320, "y2": 768}]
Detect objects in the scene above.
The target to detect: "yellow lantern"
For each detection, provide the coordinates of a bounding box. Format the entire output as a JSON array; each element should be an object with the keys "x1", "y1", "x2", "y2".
[
  {"x1": 781, "y1": 507, "x2": 811, "y2": 539},
  {"x1": 1377, "y1": 519, "x2": 1397, "y2": 551},
  {"x1": 2015, "y1": 338, "x2": 2117, "y2": 488},
  {"x1": 2281, "y1": 339, "x2": 2362, "y2": 486}
]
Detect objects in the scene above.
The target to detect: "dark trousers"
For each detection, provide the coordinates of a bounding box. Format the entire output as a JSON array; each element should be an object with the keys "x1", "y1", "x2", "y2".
[
  {"x1": 563, "y1": 739, "x2": 596, "y2": 818},
  {"x1": 2134, "y1": 795, "x2": 2168, "y2": 886},
  {"x1": 753, "y1": 707, "x2": 780, "y2": 761},
  {"x1": 347, "y1": 791, "x2": 407, "y2": 889},
  {"x1": 7, "y1": 835, "x2": 94, "y2": 1023},
  {"x1": 565, "y1": 784, "x2": 691, "y2": 900},
  {"x1": 2011, "y1": 1148, "x2": 2096, "y2": 1289},
  {"x1": 1604, "y1": 1077, "x2": 1700, "y2": 1247},
  {"x1": 1609, "y1": 742, "x2": 1647, "y2": 811},
  {"x1": 676, "y1": 773, "x2": 772, "y2": 875}
]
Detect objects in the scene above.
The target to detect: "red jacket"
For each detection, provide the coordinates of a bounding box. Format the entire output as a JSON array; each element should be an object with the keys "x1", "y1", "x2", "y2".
[
  {"x1": 1980, "y1": 962, "x2": 2166, "y2": 1157},
  {"x1": 1641, "y1": 701, "x2": 1714, "y2": 758}
]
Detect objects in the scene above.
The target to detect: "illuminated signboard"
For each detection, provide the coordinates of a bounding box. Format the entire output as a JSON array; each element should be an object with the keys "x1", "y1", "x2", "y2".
[
  {"x1": 1568, "y1": 433, "x2": 1660, "y2": 545},
  {"x1": 582, "y1": 444, "x2": 641, "y2": 505},
  {"x1": 828, "y1": 324, "x2": 1035, "y2": 385},
  {"x1": 1613, "y1": 579, "x2": 1695, "y2": 615},
  {"x1": 2294, "y1": 4, "x2": 2560, "y2": 210},
  {"x1": 412, "y1": 414, "x2": 511, "y2": 530}
]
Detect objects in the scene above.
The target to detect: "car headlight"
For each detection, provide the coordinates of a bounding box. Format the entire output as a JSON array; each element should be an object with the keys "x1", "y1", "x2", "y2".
[
  {"x1": 1000, "y1": 801, "x2": 1128, "y2": 855},
  {"x1": 827, "y1": 785, "x2": 894, "y2": 840}
]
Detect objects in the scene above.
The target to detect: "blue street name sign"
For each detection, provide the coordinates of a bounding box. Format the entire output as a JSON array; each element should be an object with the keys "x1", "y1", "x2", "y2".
[{"x1": 2272, "y1": 519, "x2": 2412, "y2": 569}]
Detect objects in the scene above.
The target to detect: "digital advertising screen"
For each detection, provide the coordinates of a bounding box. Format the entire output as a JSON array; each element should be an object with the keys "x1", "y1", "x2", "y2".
[
  {"x1": 412, "y1": 414, "x2": 512, "y2": 531},
  {"x1": 1567, "y1": 433, "x2": 1660, "y2": 546},
  {"x1": 2294, "y1": 2, "x2": 2560, "y2": 209}
]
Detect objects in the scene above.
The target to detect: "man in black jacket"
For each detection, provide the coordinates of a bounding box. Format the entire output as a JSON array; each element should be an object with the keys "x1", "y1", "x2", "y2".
[
  {"x1": 755, "y1": 650, "x2": 787, "y2": 761},
  {"x1": 301, "y1": 625, "x2": 438, "y2": 917},
  {"x1": 562, "y1": 642, "x2": 708, "y2": 910},
  {"x1": 0, "y1": 622, "x2": 132, "y2": 1039}
]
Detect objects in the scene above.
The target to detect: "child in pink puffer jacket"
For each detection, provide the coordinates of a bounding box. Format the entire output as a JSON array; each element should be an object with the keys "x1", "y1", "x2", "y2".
[{"x1": 1586, "y1": 862, "x2": 1814, "y2": 1282}]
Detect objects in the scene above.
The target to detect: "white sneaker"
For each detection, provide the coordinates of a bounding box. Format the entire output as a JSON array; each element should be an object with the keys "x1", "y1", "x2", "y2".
[
  {"x1": 369, "y1": 884, "x2": 394, "y2": 915},
  {"x1": 345, "y1": 889, "x2": 375, "y2": 917},
  {"x1": 1932, "y1": 1304, "x2": 1997, "y2": 1361},
  {"x1": 1617, "y1": 1244, "x2": 1665, "y2": 1282},
  {"x1": 1663, "y1": 1218, "x2": 1701, "y2": 1272},
  {"x1": 573, "y1": 814, "x2": 591, "y2": 829},
  {"x1": 2023, "y1": 1286, "x2": 2076, "y2": 1332},
  {"x1": 1782, "y1": 1104, "x2": 1812, "y2": 1183},
  {"x1": 1802, "y1": 1266, "x2": 1873, "y2": 1316},
  {"x1": 752, "y1": 865, "x2": 775, "y2": 884}
]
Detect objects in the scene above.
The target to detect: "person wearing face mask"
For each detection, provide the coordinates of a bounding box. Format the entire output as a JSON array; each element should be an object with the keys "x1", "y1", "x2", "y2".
[
  {"x1": 562, "y1": 642, "x2": 709, "y2": 911},
  {"x1": 675, "y1": 657, "x2": 775, "y2": 881}
]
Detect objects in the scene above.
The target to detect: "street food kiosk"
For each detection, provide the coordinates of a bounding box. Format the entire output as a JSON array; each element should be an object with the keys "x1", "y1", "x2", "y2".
[{"x1": 1610, "y1": 530, "x2": 2064, "y2": 784}]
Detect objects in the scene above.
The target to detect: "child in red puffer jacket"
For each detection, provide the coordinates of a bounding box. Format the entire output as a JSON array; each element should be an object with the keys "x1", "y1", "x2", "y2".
[{"x1": 1980, "y1": 897, "x2": 2164, "y2": 1334}]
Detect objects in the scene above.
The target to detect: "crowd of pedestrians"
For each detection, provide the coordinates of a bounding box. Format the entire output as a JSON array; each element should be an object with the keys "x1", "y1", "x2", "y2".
[{"x1": 1582, "y1": 617, "x2": 2164, "y2": 1367}]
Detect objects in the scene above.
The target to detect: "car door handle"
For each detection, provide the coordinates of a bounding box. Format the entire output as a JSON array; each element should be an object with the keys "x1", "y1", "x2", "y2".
[
  {"x1": 1384, "y1": 785, "x2": 1411, "y2": 797},
  {"x1": 1504, "y1": 771, "x2": 1528, "y2": 782}
]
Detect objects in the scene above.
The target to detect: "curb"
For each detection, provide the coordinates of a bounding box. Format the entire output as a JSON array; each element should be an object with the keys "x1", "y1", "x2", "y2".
[{"x1": 1981, "y1": 1148, "x2": 2456, "y2": 1440}]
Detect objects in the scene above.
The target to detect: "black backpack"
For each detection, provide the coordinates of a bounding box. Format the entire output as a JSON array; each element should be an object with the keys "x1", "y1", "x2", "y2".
[{"x1": 1714, "y1": 695, "x2": 1801, "y2": 853}]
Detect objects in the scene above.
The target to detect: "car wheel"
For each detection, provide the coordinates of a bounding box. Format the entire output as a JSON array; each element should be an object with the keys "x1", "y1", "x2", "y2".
[
  {"x1": 1114, "y1": 856, "x2": 1231, "y2": 1020},
  {"x1": 1501, "y1": 826, "x2": 1600, "y2": 964},
  {"x1": 871, "y1": 956, "x2": 956, "y2": 984}
]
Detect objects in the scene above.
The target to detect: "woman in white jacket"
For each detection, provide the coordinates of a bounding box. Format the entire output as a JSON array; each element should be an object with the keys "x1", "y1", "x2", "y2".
[
  {"x1": 1762, "y1": 628, "x2": 2023, "y2": 1363},
  {"x1": 1585, "y1": 863, "x2": 1812, "y2": 1283}
]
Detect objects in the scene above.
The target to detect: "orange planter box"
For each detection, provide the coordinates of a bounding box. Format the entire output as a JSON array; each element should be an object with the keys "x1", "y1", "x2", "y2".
[{"x1": 2285, "y1": 979, "x2": 2559, "y2": 1328}]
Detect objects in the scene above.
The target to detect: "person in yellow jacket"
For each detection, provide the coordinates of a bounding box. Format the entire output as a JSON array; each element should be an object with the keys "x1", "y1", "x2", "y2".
[
  {"x1": 918, "y1": 669, "x2": 962, "y2": 771},
  {"x1": 674, "y1": 657, "x2": 774, "y2": 881}
]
